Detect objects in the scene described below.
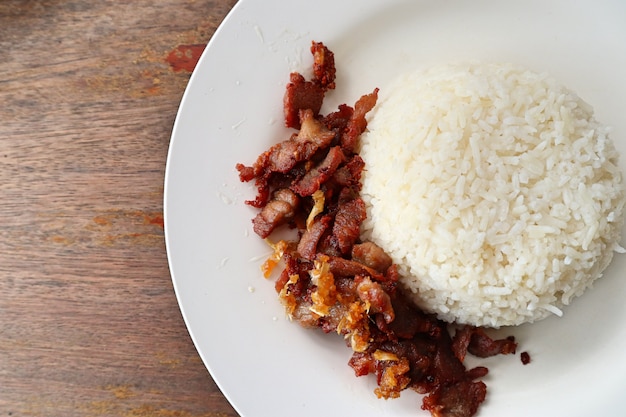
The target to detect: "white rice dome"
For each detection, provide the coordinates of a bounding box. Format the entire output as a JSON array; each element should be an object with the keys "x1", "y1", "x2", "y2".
[{"x1": 359, "y1": 62, "x2": 625, "y2": 327}]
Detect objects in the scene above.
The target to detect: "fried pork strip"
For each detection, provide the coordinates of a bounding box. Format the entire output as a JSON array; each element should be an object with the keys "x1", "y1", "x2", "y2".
[{"x1": 237, "y1": 41, "x2": 517, "y2": 417}]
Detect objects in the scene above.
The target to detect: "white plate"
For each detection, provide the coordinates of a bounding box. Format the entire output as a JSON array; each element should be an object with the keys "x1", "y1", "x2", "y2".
[{"x1": 164, "y1": 1, "x2": 626, "y2": 416}]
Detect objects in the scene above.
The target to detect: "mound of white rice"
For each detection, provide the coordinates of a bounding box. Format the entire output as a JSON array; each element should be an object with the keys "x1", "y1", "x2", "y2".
[{"x1": 359, "y1": 62, "x2": 625, "y2": 327}]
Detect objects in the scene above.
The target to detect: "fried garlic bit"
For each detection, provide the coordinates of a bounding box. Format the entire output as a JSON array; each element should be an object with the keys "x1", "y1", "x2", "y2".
[
  {"x1": 336, "y1": 301, "x2": 371, "y2": 353},
  {"x1": 373, "y1": 350, "x2": 400, "y2": 362},
  {"x1": 261, "y1": 239, "x2": 290, "y2": 278},
  {"x1": 309, "y1": 255, "x2": 336, "y2": 317},
  {"x1": 306, "y1": 189, "x2": 325, "y2": 231},
  {"x1": 278, "y1": 273, "x2": 300, "y2": 319},
  {"x1": 374, "y1": 357, "x2": 411, "y2": 399}
]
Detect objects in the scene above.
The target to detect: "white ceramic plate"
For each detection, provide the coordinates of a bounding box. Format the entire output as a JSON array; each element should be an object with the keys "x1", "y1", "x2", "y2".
[{"x1": 164, "y1": 1, "x2": 626, "y2": 416}]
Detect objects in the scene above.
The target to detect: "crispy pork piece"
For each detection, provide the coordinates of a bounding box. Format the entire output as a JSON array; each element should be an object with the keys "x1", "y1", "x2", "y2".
[
  {"x1": 355, "y1": 275, "x2": 394, "y2": 324},
  {"x1": 252, "y1": 188, "x2": 299, "y2": 238},
  {"x1": 291, "y1": 146, "x2": 346, "y2": 197},
  {"x1": 325, "y1": 255, "x2": 385, "y2": 282},
  {"x1": 297, "y1": 214, "x2": 332, "y2": 260},
  {"x1": 323, "y1": 103, "x2": 353, "y2": 135},
  {"x1": 330, "y1": 154, "x2": 365, "y2": 188},
  {"x1": 422, "y1": 379, "x2": 487, "y2": 417},
  {"x1": 452, "y1": 326, "x2": 517, "y2": 362},
  {"x1": 352, "y1": 242, "x2": 393, "y2": 273},
  {"x1": 283, "y1": 73, "x2": 325, "y2": 129},
  {"x1": 311, "y1": 41, "x2": 336, "y2": 90},
  {"x1": 340, "y1": 88, "x2": 379, "y2": 153},
  {"x1": 330, "y1": 197, "x2": 367, "y2": 255},
  {"x1": 467, "y1": 328, "x2": 517, "y2": 358}
]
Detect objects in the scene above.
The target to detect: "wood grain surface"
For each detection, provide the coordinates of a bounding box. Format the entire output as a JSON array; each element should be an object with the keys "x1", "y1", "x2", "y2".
[{"x1": 0, "y1": 1, "x2": 240, "y2": 416}]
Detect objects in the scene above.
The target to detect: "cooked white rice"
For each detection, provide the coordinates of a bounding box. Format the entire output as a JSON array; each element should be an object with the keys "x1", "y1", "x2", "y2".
[{"x1": 359, "y1": 62, "x2": 626, "y2": 327}]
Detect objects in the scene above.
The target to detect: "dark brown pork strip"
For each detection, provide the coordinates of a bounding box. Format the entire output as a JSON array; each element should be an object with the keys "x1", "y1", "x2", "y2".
[
  {"x1": 252, "y1": 189, "x2": 299, "y2": 238},
  {"x1": 311, "y1": 41, "x2": 336, "y2": 90},
  {"x1": 283, "y1": 72, "x2": 325, "y2": 129},
  {"x1": 331, "y1": 197, "x2": 367, "y2": 255},
  {"x1": 291, "y1": 146, "x2": 346, "y2": 197}
]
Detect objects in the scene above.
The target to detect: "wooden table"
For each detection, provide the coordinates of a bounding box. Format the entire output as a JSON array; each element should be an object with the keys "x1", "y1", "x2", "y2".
[{"x1": 1, "y1": 1, "x2": 240, "y2": 416}]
